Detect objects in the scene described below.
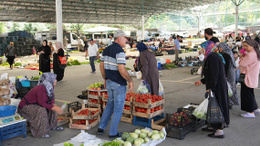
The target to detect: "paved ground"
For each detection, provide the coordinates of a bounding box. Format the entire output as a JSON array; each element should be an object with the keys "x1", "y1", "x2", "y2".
[{"x1": 1, "y1": 52, "x2": 260, "y2": 146}]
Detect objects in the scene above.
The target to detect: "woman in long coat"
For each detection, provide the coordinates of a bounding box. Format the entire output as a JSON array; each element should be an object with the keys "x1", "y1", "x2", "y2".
[
  {"x1": 38, "y1": 40, "x2": 51, "y2": 73},
  {"x1": 5, "y1": 42, "x2": 17, "y2": 69},
  {"x1": 53, "y1": 42, "x2": 65, "y2": 82},
  {"x1": 137, "y1": 42, "x2": 159, "y2": 95},
  {"x1": 218, "y1": 42, "x2": 239, "y2": 109},
  {"x1": 195, "y1": 41, "x2": 229, "y2": 138}
]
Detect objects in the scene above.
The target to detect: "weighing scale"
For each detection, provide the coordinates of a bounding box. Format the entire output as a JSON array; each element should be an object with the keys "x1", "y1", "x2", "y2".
[{"x1": 0, "y1": 114, "x2": 27, "y2": 146}]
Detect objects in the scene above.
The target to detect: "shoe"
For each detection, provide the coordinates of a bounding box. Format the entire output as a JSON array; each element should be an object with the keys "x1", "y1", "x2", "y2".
[
  {"x1": 91, "y1": 71, "x2": 96, "y2": 74},
  {"x1": 254, "y1": 109, "x2": 260, "y2": 114},
  {"x1": 202, "y1": 127, "x2": 215, "y2": 132},
  {"x1": 97, "y1": 128, "x2": 104, "y2": 135},
  {"x1": 42, "y1": 134, "x2": 50, "y2": 138},
  {"x1": 236, "y1": 83, "x2": 241, "y2": 86},
  {"x1": 52, "y1": 126, "x2": 64, "y2": 131},
  {"x1": 241, "y1": 113, "x2": 255, "y2": 118},
  {"x1": 57, "y1": 80, "x2": 62, "y2": 83},
  {"x1": 109, "y1": 132, "x2": 122, "y2": 138},
  {"x1": 208, "y1": 133, "x2": 224, "y2": 139},
  {"x1": 229, "y1": 106, "x2": 234, "y2": 110}
]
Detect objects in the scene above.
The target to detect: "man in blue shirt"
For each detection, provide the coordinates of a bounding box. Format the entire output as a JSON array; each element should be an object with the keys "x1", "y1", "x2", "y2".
[
  {"x1": 97, "y1": 30, "x2": 134, "y2": 138},
  {"x1": 174, "y1": 35, "x2": 181, "y2": 63}
]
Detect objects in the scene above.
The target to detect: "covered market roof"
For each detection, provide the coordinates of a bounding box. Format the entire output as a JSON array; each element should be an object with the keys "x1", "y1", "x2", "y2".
[{"x1": 0, "y1": 0, "x2": 225, "y2": 25}]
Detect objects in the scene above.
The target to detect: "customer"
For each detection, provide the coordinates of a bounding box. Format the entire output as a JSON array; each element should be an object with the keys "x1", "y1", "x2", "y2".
[
  {"x1": 195, "y1": 41, "x2": 229, "y2": 139},
  {"x1": 98, "y1": 30, "x2": 134, "y2": 138},
  {"x1": 18, "y1": 73, "x2": 63, "y2": 138},
  {"x1": 168, "y1": 37, "x2": 174, "y2": 46},
  {"x1": 85, "y1": 39, "x2": 99, "y2": 73},
  {"x1": 245, "y1": 33, "x2": 251, "y2": 41},
  {"x1": 233, "y1": 51, "x2": 240, "y2": 84},
  {"x1": 236, "y1": 34, "x2": 242, "y2": 42},
  {"x1": 4, "y1": 41, "x2": 17, "y2": 69},
  {"x1": 38, "y1": 40, "x2": 51, "y2": 73},
  {"x1": 204, "y1": 28, "x2": 220, "y2": 43},
  {"x1": 218, "y1": 42, "x2": 239, "y2": 109},
  {"x1": 108, "y1": 36, "x2": 113, "y2": 46},
  {"x1": 53, "y1": 42, "x2": 66, "y2": 82},
  {"x1": 137, "y1": 42, "x2": 159, "y2": 95},
  {"x1": 48, "y1": 41, "x2": 55, "y2": 58},
  {"x1": 174, "y1": 35, "x2": 181, "y2": 63},
  {"x1": 239, "y1": 39, "x2": 260, "y2": 118},
  {"x1": 84, "y1": 38, "x2": 88, "y2": 51}
]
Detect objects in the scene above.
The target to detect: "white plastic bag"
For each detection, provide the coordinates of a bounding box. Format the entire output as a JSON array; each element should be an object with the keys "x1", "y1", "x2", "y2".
[
  {"x1": 192, "y1": 98, "x2": 209, "y2": 120},
  {"x1": 136, "y1": 82, "x2": 149, "y2": 94},
  {"x1": 158, "y1": 79, "x2": 164, "y2": 96},
  {"x1": 227, "y1": 81, "x2": 233, "y2": 97}
]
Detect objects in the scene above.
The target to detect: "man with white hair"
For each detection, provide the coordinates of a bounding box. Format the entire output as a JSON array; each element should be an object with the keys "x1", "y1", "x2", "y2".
[{"x1": 98, "y1": 30, "x2": 134, "y2": 138}]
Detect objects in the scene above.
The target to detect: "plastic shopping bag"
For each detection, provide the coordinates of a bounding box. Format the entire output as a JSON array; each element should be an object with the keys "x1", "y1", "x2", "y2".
[
  {"x1": 136, "y1": 81, "x2": 150, "y2": 94},
  {"x1": 158, "y1": 79, "x2": 164, "y2": 96},
  {"x1": 192, "y1": 97, "x2": 209, "y2": 120},
  {"x1": 227, "y1": 81, "x2": 233, "y2": 97},
  {"x1": 207, "y1": 90, "x2": 225, "y2": 124}
]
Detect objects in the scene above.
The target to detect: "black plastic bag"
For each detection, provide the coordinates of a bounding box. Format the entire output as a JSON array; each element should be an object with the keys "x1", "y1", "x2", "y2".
[{"x1": 207, "y1": 90, "x2": 224, "y2": 124}]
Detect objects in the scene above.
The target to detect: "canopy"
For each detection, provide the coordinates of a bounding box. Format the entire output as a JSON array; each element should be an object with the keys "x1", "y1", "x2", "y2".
[
  {"x1": 84, "y1": 26, "x2": 119, "y2": 33},
  {"x1": 223, "y1": 24, "x2": 247, "y2": 31}
]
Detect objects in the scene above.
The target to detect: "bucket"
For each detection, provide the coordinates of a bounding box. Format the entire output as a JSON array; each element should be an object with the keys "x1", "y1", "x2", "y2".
[
  {"x1": 136, "y1": 71, "x2": 142, "y2": 79},
  {"x1": 157, "y1": 61, "x2": 161, "y2": 69}
]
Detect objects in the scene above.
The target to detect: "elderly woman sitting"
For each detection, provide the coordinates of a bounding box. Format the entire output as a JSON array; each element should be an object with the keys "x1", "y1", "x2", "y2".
[{"x1": 18, "y1": 73, "x2": 63, "y2": 138}]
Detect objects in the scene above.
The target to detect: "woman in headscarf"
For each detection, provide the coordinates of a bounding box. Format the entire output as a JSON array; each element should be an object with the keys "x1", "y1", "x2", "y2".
[
  {"x1": 18, "y1": 73, "x2": 64, "y2": 138},
  {"x1": 137, "y1": 42, "x2": 159, "y2": 95},
  {"x1": 239, "y1": 39, "x2": 260, "y2": 118},
  {"x1": 53, "y1": 42, "x2": 66, "y2": 82},
  {"x1": 38, "y1": 40, "x2": 51, "y2": 73},
  {"x1": 195, "y1": 41, "x2": 229, "y2": 138},
  {"x1": 217, "y1": 42, "x2": 239, "y2": 109},
  {"x1": 4, "y1": 42, "x2": 17, "y2": 69}
]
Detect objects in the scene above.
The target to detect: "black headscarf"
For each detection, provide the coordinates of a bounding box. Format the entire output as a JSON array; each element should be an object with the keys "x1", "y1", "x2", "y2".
[{"x1": 137, "y1": 42, "x2": 148, "y2": 53}]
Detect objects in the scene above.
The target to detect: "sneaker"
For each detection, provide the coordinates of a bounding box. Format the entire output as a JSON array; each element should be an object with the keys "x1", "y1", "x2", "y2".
[
  {"x1": 42, "y1": 134, "x2": 50, "y2": 138},
  {"x1": 97, "y1": 128, "x2": 104, "y2": 135},
  {"x1": 241, "y1": 113, "x2": 255, "y2": 118},
  {"x1": 254, "y1": 109, "x2": 260, "y2": 114},
  {"x1": 51, "y1": 126, "x2": 64, "y2": 131},
  {"x1": 208, "y1": 133, "x2": 224, "y2": 139},
  {"x1": 109, "y1": 132, "x2": 122, "y2": 138},
  {"x1": 90, "y1": 71, "x2": 96, "y2": 74}
]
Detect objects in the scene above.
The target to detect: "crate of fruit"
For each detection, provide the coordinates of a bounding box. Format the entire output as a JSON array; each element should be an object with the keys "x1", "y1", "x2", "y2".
[
  {"x1": 123, "y1": 105, "x2": 132, "y2": 114},
  {"x1": 102, "y1": 94, "x2": 108, "y2": 102},
  {"x1": 133, "y1": 94, "x2": 165, "y2": 109},
  {"x1": 133, "y1": 105, "x2": 164, "y2": 119},
  {"x1": 69, "y1": 116, "x2": 100, "y2": 130},
  {"x1": 72, "y1": 104, "x2": 101, "y2": 120},
  {"x1": 57, "y1": 113, "x2": 69, "y2": 126},
  {"x1": 166, "y1": 124, "x2": 193, "y2": 140},
  {"x1": 165, "y1": 113, "x2": 194, "y2": 128}
]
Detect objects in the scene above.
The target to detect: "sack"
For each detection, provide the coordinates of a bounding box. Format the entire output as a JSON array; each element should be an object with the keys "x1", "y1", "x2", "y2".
[
  {"x1": 136, "y1": 81, "x2": 150, "y2": 94},
  {"x1": 227, "y1": 81, "x2": 233, "y2": 97},
  {"x1": 207, "y1": 91, "x2": 225, "y2": 124},
  {"x1": 158, "y1": 79, "x2": 164, "y2": 96},
  {"x1": 238, "y1": 73, "x2": 245, "y2": 83},
  {"x1": 58, "y1": 56, "x2": 67, "y2": 69},
  {"x1": 192, "y1": 98, "x2": 209, "y2": 120}
]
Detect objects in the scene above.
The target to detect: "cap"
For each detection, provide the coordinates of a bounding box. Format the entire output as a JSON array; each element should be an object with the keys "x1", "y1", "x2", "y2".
[
  {"x1": 114, "y1": 30, "x2": 128, "y2": 38},
  {"x1": 89, "y1": 38, "x2": 93, "y2": 41}
]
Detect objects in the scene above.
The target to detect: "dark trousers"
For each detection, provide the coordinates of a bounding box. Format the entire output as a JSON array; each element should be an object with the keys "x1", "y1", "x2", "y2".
[
  {"x1": 89, "y1": 56, "x2": 96, "y2": 72},
  {"x1": 241, "y1": 83, "x2": 258, "y2": 112}
]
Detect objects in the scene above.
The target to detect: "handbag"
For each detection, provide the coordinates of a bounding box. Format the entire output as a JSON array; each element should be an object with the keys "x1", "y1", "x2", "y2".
[
  {"x1": 207, "y1": 90, "x2": 225, "y2": 124},
  {"x1": 238, "y1": 73, "x2": 245, "y2": 83}
]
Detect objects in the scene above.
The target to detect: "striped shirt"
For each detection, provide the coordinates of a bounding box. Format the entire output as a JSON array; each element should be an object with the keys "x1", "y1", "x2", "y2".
[{"x1": 101, "y1": 42, "x2": 127, "y2": 86}]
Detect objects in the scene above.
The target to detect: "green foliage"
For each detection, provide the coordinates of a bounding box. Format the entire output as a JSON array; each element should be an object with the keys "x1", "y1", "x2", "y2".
[
  {"x1": 71, "y1": 60, "x2": 81, "y2": 65},
  {"x1": 14, "y1": 63, "x2": 22, "y2": 66}
]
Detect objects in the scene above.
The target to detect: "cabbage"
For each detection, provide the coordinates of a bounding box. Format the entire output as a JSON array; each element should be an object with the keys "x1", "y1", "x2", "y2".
[
  {"x1": 134, "y1": 129, "x2": 141, "y2": 135},
  {"x1": 137, "y1": 138, "x2": 144, "y2": 144},
  {"x1": 141, "y1": 129, "x2": 150, "y2": 133},
  {"x1": 159, "y1": 131, "x2": 165, "y2": 138},
  {"x1": 129, "y1": 133, "x2": 138, "y2": 139},
  {"x1": 144, "y1": 137, "x2": 150, "y2": 143},
  {"x1": 152, "y1": 130, "x2": 159, "y2": 134},
  {"x1": 134, "y1": 139, "x2": 142, "y2": 146},
  {"x1": 151, "y1": 133, "x2": 161, "y2": 140},
  {"x1": 123, "y1": 141, "x2": 132, "y2": 146},
  {"x1": 121, "y1": 132, "x2": 130, "y2": 141},
  {"x1": 139, "y1": 133, "x2": 147, "y2": 138},
  {"x1": 148, "y1": 132, "x2": 153, "y2": 137},
  {"x1": 126, "y1": 136, "x2": 135, "y2": 144}
]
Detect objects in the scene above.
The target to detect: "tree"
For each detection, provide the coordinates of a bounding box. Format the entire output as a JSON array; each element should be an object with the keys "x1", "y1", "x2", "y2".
[
  {"x1": 0, "y1": 23, "x2": 6, "y2": 34},
  {"x1": 11, "y1": 23, "x2": 20, "y2": 31}
]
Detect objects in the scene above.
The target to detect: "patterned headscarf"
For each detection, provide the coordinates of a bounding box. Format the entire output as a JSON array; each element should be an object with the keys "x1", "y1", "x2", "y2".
[
  {"x1": 55, "y1": 41, "x2": 63, "y2": 49},
  {"x1": 37, "y1": 73, "x2": 57, "y2": 101},
  {"x1": 201, "y1": 41, "x2": 225, "y2": 64},
  {"x1": 137, "y1": 42, "x2": 148, "y2": 53},
  {"x1": 217, "y1": 42, "x2": 236, "y2": 67},
  {"x1": 244, "y1": 39, "x2": 260, "y2": 60}
]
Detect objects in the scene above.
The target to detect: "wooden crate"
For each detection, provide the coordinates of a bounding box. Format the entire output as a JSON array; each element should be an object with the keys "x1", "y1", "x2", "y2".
[
  {"x1": 133, "y1": 99, "x2": 165, "y2": 109},
  {"x1": 133, "y1": 108, "x2": 164, "y2": 119},
  {"x1": 0, "y1": 79, "x2": 9, "y2": 86},
  {"x1": 69, "y1": 116, "x2": 100, "y2": 130},
  {"x1": 151, "y1": 118, "x2": 166, "y2": 130},
  {"x1": 57, "y1": 113, "x2": 69, "y2": 126},
  {"x1": 72, "y1": 104, "x2": 101, "y2": 120},
  {"x1": 120, "y1": 113, "x2": 133, "y2": 124}
]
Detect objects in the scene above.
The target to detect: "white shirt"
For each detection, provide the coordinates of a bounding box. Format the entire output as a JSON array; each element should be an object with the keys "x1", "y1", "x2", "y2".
[
  {"x1": 88, "y1": 43, "x2": 99, "y2": 57},
  {"x1": 108, "y1": 39, "x2": 113, "y2": 46},
  {"x1": 235, "y1": 57, "x2": 240, "y2": 68},
  {"x1": 198, "y1": 54, "x2": 204, "y2": 61}
]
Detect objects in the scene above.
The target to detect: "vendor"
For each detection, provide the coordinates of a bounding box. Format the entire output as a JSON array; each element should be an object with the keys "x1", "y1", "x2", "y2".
[
  {"x1": 18, "y1": 73, "x2": 64, "y2": 138},
  {"x1": 137, "y1": 42, "x2": 159, "y2": 95}
]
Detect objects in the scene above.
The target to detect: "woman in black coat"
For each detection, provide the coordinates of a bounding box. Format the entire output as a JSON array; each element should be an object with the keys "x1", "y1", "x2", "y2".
[
  {"x1": 38, "y1": 40, "x2": 51, "y2": 73},
  {"x1": 53, "y1": 42, "x2": 65, "y2": 82},
  {"x1": 195, "y1": 41, "x2": 229, "y2": 139}
]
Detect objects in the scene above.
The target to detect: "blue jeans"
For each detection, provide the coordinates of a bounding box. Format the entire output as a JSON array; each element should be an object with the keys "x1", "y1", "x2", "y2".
[
  {"x1": 236, "y1": 69, "x2": 240, "y2": 83},
  {"x1": 89, "y1": 56, "x2": 96, "y2": 72},
  {"x1": 98, "y1": 80, "x2": 126, "y2": 135}
]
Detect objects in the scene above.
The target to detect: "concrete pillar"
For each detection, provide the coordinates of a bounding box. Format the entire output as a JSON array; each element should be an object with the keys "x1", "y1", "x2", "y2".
[
  {"x1": 235, "y1": 5, "x2": 239, "y2": 37},
  {"x1": 142, "y1": 15, "x2": 144, "y2": 40},
  {"x1": 56, "y1": 0, "x2": 63, "y2": 46},
  {"x1": 198, "y1": 17, "x2": 200, "y2": 34}
]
